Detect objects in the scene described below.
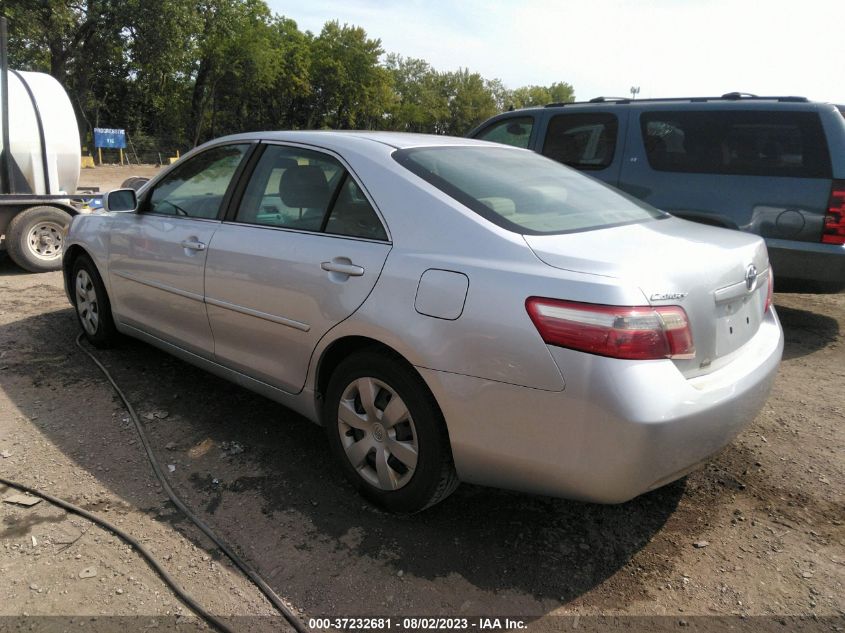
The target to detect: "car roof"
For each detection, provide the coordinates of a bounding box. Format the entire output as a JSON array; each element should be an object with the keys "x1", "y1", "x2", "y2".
[{"x1": 201, "y1": 130, "x2": 494, "y2": 151}]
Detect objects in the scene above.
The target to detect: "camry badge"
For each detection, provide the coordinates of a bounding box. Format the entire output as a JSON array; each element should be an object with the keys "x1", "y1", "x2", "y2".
[
  {"x1": 745, "y1": 264, "x2": 758, "y2": 291},
  {"x1": 649, "y1": 292, "x2": 688, "y2": 301}
]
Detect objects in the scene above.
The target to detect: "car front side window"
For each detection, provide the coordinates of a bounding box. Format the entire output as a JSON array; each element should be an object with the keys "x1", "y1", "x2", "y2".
[{"x1": 146, "y1": 144, "x2": 250, "y2": 219}]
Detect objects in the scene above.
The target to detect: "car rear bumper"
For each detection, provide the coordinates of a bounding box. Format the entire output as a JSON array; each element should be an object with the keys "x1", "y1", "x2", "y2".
[
  {"x1": 766, "y1": 237, "x2": 845, "y2": 292},
  {"x1": 419, "y1": 307, "x2": 783, "y2": 503}
]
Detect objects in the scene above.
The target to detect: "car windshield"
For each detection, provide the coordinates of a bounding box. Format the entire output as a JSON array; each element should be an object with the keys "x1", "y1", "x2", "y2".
[{"x1": 393, "y1": 146, "x2": 665, "y2": 235}]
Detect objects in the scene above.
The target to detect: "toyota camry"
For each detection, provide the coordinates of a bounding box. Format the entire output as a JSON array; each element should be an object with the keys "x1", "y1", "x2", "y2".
[{"x1": 63, "y1": 131, "x2": 783, "y2": 512}]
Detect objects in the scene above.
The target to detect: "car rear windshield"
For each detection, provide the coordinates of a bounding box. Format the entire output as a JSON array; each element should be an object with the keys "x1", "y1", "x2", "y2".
[
  {"x1": 641, "y1": 110, "x2": 832, "y2": 178},
  {"x1": 393, "y1": 146, "x2": 665, "y2": 235}
]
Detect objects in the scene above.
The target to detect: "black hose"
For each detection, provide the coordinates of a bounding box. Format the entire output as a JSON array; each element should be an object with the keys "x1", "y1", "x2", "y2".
[
  {"x1": 72, "y1": 333, "x2": 307, "y2": 633},
  {"x1": 0, "y1": 473, "x2": 237, "y2": 633}
]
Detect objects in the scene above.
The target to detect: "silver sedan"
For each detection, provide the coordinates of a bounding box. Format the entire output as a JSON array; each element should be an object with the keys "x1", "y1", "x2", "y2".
[{"x1": 62, "y1": 132, "x2": 783, "y2": 512}]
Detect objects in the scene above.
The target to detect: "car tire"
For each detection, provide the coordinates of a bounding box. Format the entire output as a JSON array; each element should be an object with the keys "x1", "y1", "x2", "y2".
[
  {"x1": 6, "y1": 206, "x2": 72, "y2": 272},
  {"x1": 323, "y1": 350, "x2": 459, "y2": 513},
  {"x1": 120, "y1": 177, "x2": 149, "y2": 191},
  {"x1": 71, "y1": 254, "x2": 119, "y2": 348}
]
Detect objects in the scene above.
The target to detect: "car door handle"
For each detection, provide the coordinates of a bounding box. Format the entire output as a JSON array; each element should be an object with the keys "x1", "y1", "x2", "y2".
[
  {"x1": 181, "y1": 239, "x2": 207, "y2": 251},
  {"x1": 321, "y1": 261, "x2": 364, "y2": 276}
]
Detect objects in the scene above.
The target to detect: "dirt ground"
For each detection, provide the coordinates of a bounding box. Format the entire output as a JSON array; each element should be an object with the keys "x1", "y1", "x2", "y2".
[
  {"x1": 0, "y1": 166, "x2": 843, "y2": 631},
  {"x1": 78, "y1": 164, "x2": 163, "y2": 191}
]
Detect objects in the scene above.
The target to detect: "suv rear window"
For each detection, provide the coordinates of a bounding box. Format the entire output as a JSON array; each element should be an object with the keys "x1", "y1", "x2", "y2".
[
  {"x1": 394, "y1": 146, "x2": 664, "y2": 235},
  {"x1": 641, "y1": 110, "x2": 831, "y2": 178},
  {"x1": 542, "y1": 113, "x2": 618, "y2": 170}
]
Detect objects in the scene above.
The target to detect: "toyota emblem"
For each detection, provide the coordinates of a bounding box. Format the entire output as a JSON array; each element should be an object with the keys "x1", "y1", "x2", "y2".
[{"x1": 745, "y1": 264, "x2": 758, "y2": 291}]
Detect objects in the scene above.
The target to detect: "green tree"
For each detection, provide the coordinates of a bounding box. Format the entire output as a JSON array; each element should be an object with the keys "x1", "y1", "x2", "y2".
[
  {"x1": 187, "y1": 0, "x2": 287, "y2": 145},
  {"x1": 120, "y1": 0, "x2": 199, "y2": 145},
  {"x1": 0, "y1": 0, "x2": 128, "y2": 143},
  {"x1": 0, "y1": 1, "x2": 577, "y2": 148},
  {"x1": 439, "y1": 68, "x2": 498, "y2": 135},
  {"x1": 307, "y1": 21, "x2": 391, "y2": 129},
  {"x1": 509, "y1": 81, "x2": 575, "y2": 109},
  {"x1": 384, "y1": 54, "x2": 447, "y2": 132},
  {"x1": 263, "y1": 17, "x2": 313, "y2": 130},
  {"x1": 548, "y1": 81, "x2": 575, "y2": 104}
]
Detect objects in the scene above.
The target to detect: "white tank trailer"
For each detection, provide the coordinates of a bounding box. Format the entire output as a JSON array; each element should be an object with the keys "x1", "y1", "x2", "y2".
[{"x1": 0, "y1": 16, "x2": 85, "y2": 272}]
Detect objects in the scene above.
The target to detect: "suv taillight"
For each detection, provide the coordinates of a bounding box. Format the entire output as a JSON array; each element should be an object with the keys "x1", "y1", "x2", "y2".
[
  {"x1": 525, "y1": 298, "x2": 695, "y2": 361},
  {"x1": 822, "y1": 180, "x2": 845, "y2": 245}
]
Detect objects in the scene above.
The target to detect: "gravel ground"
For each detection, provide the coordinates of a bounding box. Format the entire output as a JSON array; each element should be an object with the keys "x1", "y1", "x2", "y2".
[
  {"x1": 78, "y1": 164, "x2": 162, "y2": 192},
  {"x1": 0, "y1": 167, "x2": 842, "y2": 631}
]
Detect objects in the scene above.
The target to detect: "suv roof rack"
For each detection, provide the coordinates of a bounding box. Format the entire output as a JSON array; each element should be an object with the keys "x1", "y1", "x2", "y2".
[{"x1": 545, "y1": 94, "x2": 810, "y2": 107}]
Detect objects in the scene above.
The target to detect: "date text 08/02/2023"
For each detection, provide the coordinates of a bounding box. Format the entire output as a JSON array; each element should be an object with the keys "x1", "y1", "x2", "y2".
[{"x1": 307, "y1": 617, "x2": 528, "y2": 630}]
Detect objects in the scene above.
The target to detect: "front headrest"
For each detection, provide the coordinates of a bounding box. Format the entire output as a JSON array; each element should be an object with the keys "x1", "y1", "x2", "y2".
[{"x1": 274, "y1": 157, "x2": 299, "y2": 170}]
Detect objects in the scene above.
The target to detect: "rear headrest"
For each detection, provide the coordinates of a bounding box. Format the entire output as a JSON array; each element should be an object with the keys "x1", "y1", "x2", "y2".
[{"x1": 280, "y1": 165, "x2": 330, "y2": 208}]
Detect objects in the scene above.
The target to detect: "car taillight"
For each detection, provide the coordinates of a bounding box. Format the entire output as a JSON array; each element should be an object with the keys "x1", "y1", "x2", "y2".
[
  {"x1": 525, "y1": 297, "x2": 695, "y2": 361},
  {"x1": 764, "y1": 268, "x2": 774, "y2": 314},
  {"x1": 822, "y1": 180, "x2": 845, "y2": 245}
]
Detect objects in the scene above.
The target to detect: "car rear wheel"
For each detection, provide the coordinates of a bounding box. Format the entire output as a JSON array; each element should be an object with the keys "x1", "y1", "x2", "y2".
[
  {"x1": 72, "y1": 254, "x2": 119, "y2": 348},
  {"x1": 323, "y1": 351, "x2": 459, "y2": 513}
]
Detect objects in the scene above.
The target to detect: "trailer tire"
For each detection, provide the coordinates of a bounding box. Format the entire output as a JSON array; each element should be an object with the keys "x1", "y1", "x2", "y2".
[
  {"x1": 120, "y1": 177, "x2": 149, "y2": 191},
  {"x1": 6, "y1": 206, "x2": 72, "y2": 273}
]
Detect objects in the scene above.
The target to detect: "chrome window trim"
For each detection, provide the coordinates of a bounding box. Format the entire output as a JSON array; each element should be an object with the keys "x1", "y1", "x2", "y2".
[
  {"x1": 231, "y1": 139, "x2": 393, "y2": 244},
  {"x1": 218, "y1": 219, "x2": 392, "y2": 245},
  {"x1": 131, "y1": 214, "x2": 223, "y2": 224}
]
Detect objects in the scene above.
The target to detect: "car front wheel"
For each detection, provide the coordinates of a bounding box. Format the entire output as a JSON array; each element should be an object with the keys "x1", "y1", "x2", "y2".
[
  {"x1": 72, "y1": 254, "x2": 119, "y2": 348},
  {"x1": 323, "y1": 351, "x2": 459, "y2": 513}
]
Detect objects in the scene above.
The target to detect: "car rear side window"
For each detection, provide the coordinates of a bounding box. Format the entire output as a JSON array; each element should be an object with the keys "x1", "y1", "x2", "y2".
[
  {"x1": 641, "y1": 110, "x2": 832, "y2": 178},
  {"x1": 394, "y1": 146, "x2": 664, "y2": 236},
  {"x1": 323, "y1": 177, "x2": 387, "y2": 240},
  {"x1": 542, "y1": 113, "x2": 619, "y2": 170},
  {"x1": 235, "y1": 144, "x2": 386, "y2": 239},
  {"x1": 474, "y1": 117, "x2": 534, "y2": 148}
]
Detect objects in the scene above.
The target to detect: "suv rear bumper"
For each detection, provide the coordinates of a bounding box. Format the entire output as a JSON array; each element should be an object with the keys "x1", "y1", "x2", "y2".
[{"x1": 766, "y1": 237, "x2": 845, "y2": 292}]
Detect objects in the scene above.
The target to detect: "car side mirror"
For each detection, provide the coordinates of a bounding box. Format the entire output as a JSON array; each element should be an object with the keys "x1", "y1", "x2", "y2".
[{"x1": 104, "y1": 188, "x2": 138, "y2": 213}]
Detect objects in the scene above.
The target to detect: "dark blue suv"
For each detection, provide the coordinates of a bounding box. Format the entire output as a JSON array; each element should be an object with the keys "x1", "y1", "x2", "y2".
[{"x1": 469, "y1": 95, "x2": 845, "y2": 292}]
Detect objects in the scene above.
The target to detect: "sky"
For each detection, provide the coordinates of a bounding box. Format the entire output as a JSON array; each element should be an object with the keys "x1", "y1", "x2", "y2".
[{"x1": 266, "y1": 0, "x2": 844, "y2": 105}]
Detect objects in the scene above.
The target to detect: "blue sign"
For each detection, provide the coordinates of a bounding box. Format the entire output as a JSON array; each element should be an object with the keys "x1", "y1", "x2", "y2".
[{"x1": 93, "y1": 128, "x2": 126, "y2": 149}]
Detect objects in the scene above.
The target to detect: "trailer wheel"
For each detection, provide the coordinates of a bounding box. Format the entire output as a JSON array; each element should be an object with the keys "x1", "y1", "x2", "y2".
[
  {"x1": 120, "y1": 176, "x2": 149, "y2": 191},
  {"x1": 6, "y1": 206, "x2": 72, "y2": 273}
]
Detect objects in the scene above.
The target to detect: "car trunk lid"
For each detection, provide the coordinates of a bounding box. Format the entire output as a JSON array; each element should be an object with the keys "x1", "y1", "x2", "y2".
[{"x1": 524, "y1": 217, "x2": 770, "y2": 378}]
